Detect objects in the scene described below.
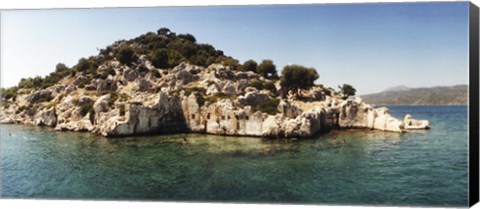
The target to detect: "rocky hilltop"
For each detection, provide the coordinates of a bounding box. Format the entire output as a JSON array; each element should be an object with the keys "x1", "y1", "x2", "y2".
[{"x1": 0, "y1": 28, "x2": 429, "y2": 138}]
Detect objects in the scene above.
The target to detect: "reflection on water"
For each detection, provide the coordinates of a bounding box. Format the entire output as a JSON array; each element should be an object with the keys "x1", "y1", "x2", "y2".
[{"x1": 0, "y1": 106, "x2": 469, "y2": 206}]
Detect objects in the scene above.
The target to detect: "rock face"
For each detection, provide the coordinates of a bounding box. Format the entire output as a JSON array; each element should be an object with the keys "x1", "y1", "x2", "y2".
[
  {"x1": 404, "y1": 114, "x2": 430, "y2": 130},
  {"x1": 34, "y1": 107, "x2": 57, "y2": 127},
  {"x1": 94, "y1": 92, "x2": 188, "y2": 136},
  {"x1": 0, "y1": 61, "x2": 429, "y2": 139}
]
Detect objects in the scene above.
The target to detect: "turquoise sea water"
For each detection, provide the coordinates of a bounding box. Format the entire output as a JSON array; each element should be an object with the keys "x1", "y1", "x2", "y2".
[{"x1": 0, "y1": 106, "x2": 469, "y2": 206}]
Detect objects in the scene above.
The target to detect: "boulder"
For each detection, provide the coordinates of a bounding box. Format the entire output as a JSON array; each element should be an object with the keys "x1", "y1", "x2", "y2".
[
  {"x1": 78, "y1": 96, "x2": 94, "y2": 106},
  {"x1": 124, "y1": 68, "x2": 138, "y2": 81},
  {"x1": 278, "y1": 100, "x2": 302, "y2": 118},
  {"x1": 73, "y1": 76, "x2": 89, "y2": 86},
  {"x1": 237, "y1": 92, "x2": 269, "y2": 107},
  {"x1": 34, "y1": 107, "x2": 57, "y2": 127},
  {"x1": 65, "y1": 85, "x2": 76, "y2": 94},
  {"x1": 222, "y1": 81, "x2": 236, "y2": 96},
  {"x1": 96, "y1": 79, "x2": 117, "y2": 93},
  {"x1": 235, "y1": 79, "x2": 248, "y2": 95},
  {"x1": 93, "y1": 94, "x2": 112, "y2": 114},
  {"x1": 133, "y1": 78, "x2": 151, "y2": 92},
  {"x1": 261, "y1": 115, "x2": 283, "y2": 138},
  {"x1": 26, "y1": 89, "x2": 52, "y2": 104},
  {"x1": 206, "y1": 84, "x2": 220, "y2": 95},
  {"x1": 404, "y1": 114, "x2": 430, "y2": 130},
  {"x1": 175, "y1": 69, "x2": 195, "y2": 85}
]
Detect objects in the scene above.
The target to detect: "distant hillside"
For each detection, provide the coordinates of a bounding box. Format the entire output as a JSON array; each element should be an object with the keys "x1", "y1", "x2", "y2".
[{"x1": 361, "y1": 85, "x2": 468, "y2": 105}]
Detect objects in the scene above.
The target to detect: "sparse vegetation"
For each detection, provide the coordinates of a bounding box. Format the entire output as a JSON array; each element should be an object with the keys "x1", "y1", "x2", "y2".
[
  {"x1": 79, "y1": 103, "x2": 94, "y2": 117},
  {"x1": 2, "y1": 101, "x2": 12, "y2": 109},
  {"x1": 254, "y1": 98, "x2": 280, "y2": 115},
  {"x1": 248, "y1": 80, "x2": 277, "y2": 93},
  {"x1": 109, "y1": 92, "x2": 131, "y2": 107},
  {"x1": 1, "y1": 87, "x2": 18, "y2": 100}
]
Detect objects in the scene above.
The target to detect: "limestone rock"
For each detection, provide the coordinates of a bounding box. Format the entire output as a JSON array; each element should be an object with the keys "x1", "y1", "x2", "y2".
[
  {"x1": 237, "y1": 92, "x2": 269, "y2": 107},
  {"x1": 34, "y1": 107, "x2": 57, "y2": 127},
  {"x1": 278, "y1": 100, "x2": 302, "y2": 118},
  {"x1": 93, "y1": 94, "x2": 112, "y2": 114},
  {"x1": 133, "y1": 78, "x2": 151, "y2": 92},
  {"x1": 124, "y1": 67, "x2": 138, "y2": 81},
  {"x1": 206, "y1": 84, "x2": 220, "y2": 95},
  {"x1": 404, "y1": 114, "x2": 430, "y2": 130},
  {"x1": 73, "y1": 76, "x2": 89, "y2": 86},
  {"x1": 96, "y1": 79, "x2": 117, "y2": 93},
  {"x1": 222, "y1": 81, "x2": 236, "y2": 96},
  {"x1": 26, "y1": 90, "x2": 52, "y2": 104}
]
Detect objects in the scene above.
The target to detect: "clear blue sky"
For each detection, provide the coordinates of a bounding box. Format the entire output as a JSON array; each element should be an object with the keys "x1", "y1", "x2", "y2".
[{"x1": 1, "y1": 2, "x2": 469, "y2": 94}]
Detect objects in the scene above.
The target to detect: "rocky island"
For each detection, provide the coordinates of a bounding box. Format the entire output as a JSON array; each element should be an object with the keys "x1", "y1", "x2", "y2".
[{"x1": 0, "y1": 28, "x2": 429, "y2": 138}]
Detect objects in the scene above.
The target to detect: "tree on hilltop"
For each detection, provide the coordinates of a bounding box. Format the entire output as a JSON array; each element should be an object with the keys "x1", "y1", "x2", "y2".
[
  {"x1": 242, "y1": 60, "x2": 258, "y2": 72},
  {"x1": 257, "y1": 59, "x2": 278, "y2": 79},
  {"x1": 280, "y1": 65, "x2": 319, "y2": 97},
  {"x1": 339, "y1": 84, "x2": 356, "y2": 99}
]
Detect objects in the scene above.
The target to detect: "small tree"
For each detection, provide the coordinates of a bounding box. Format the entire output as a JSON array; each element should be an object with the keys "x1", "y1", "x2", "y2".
[
  {"x1": 242, "y1": 59, "x2": 257, "y2": 72},
  {"x1": 258, "y1": 59, "x2": 278, "y2": 79},
  {"x1": 115, "y1": 45, "x2": 136, "y2": 65},
  {"x1": 280, "y1": 65, "x2": 319, "y2": 96},
  {"x1": 157, "y1": 27, "x2": 171, "y2": 36},
  {"x1": 76, "y1": 58, "x2": 90, "y2": 72},
  {"x1": 150, "y1": 49, "x2": 170, "y2": 69},
  {"x1": 177, "y1": 33, "x2": 197, "y2": 43},
  {"x1": 339, "y1": 84, "x2": 356, "y2": 99},
  {"x1": 55, "y1": 63, "x2": 69, "y2": 73}
]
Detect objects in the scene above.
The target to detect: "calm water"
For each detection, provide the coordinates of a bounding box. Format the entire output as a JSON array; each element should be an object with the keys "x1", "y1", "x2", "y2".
[{"x1": 1, "y1": 106, "x2": 469, "y2": 206}]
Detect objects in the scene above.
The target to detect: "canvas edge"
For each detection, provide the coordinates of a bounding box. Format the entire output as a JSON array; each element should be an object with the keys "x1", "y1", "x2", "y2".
[{"x1": 469, "y1": 1, "x2": 480, "y2": 207}]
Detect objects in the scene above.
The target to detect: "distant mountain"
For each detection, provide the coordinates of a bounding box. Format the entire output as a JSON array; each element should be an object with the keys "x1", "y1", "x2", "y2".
[
  {"x1": 361, "y1": 85, "x2": 468, "y2": 105},
  {"x1": 382, "y1": 85, "x2": 411, "y2": 92}
]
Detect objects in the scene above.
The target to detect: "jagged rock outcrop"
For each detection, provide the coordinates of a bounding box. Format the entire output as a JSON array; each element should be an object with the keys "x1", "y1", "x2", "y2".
[
  {"x1": 404, "y1": 114, "x2": 430, "y2": 130},
  {"x1": 34, "y1": 107, "x2": 57, "y2": 127},
  {"x1": 1, "y1": 59, "x2": 428, "y2": 138}
]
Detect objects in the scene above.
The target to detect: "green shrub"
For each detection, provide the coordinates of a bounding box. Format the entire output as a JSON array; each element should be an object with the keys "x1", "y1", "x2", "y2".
[
  {"x1": 2, "y1": 101, "x2": 12, "y2": 109},
  {"x1": 115, "y1": 45, "x2": 137, "y2": 65},
  {"x1": 76, "y1": 58, "x2": 90, "y2": 72},
  {"x1": 248, "y1": 80, "x2": 276, "y2": 93},
  {"x1": 1, "y1": 87, "x2": 18, "y2": 100},
  {"x1": 248, "y1": 80, "x2": 264, "y2": 90},
  {"x1": 258, "y1": 59, "x2": 278, "y2": 79},
  {"x1": 43, "y1": 102, "x2": 57, "y2": 110},
  {"x1": 254, "y1": 98, "x2": 280, "y2": 115},
  {"x1": 204, "y1": 96, "x2": 218, "y2": 104},
  {"x1": 79, "y1": 103, "x2": 94, "y2": 117},
  {"x1": 55, "y1": 63, "x2": 69, "y2": 73},
  {"x1": 184, "y1": 87, "x2": 206, "y2": 96},
  {"x1": 177, "y1": 33, "x2": 197, "y2": 43},
  {"x1": 150, "y1": 49, "x2": 170, "y2": 69},
  {"x1": 109, "y1": 93, "x2": 130, "y2": 107},
  {"x1": 70, "y1": 69, "x2": 77, "y2": 77},
  {"x1": 242, "y1": 59, "x2": 258, "y2": 72}
]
